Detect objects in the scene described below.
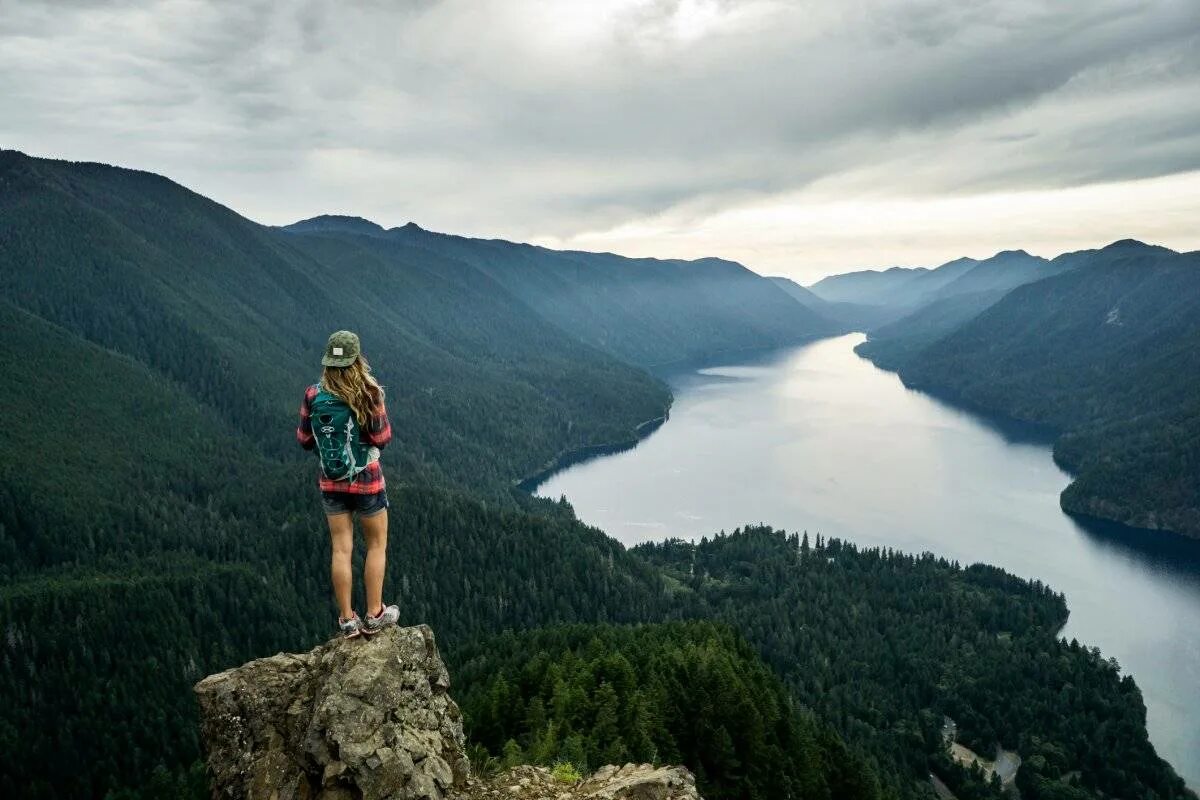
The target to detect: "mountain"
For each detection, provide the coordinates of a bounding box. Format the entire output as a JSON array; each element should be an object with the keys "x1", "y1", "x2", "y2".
[
  {"x1": 808, "y1": 265, "x2": 930, "y2": 305},
  {"x1": 0, "y1": 150, "x2": 664, "y2": 798},
  {"x1": 280, "y1": 218, "x2": 838, "y2": 367},
  {"x1": 0, "y1": 151, "x2": 1191, "y2": 800},
  {"x1": 897, "y1": 256, "x2": 982, "y2": 300},
  {"x1": 854, "y1": 289, "x2": 1012, "y2": 368},
  {"x1": 813, "y1": 250, "x2": 1062, "y2": 312},
  {"x1": 891, "y1": 240, "x2": 1200, "y2": 537},
  {"x1": 0, "y1": 149, "x2": 823, "y2": 796},
  {"x1": 0, "y1": 150, "x2": 670, "y2": 497},
  {"x1": 806, "y1": 257, "x2": 981, "y2": 309},
  {"x1": 854, "y1": 249, "x2": 1071, "y2": 367},
  {"x1": 769, "y1": 276, "x2": 905, "y2": 330},
  {"x1": 283, "y1": 213, "x2": 387, "y2": 236},
  {"x1": 925, "y1": 250, "x2": 1051, "y2": 300},
  {"x1": 766, "y1": 274, "x2": 829, "y2": 309}
]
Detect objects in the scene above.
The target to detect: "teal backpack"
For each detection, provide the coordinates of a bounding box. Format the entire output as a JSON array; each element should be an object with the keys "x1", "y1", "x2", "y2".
[{"x1": 310, "y1": 384, "x2": 372, "y2": 482}]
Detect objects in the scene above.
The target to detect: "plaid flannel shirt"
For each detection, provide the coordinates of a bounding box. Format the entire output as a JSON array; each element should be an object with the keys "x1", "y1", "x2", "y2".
[{"x1": 296, "y1": 384, "x2": 392, "y2": 494}]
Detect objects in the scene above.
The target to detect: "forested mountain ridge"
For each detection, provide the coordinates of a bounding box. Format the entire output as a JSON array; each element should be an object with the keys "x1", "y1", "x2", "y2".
[
  {"x1": 0, "y1": 149, "x2": 833, "y2": 797},
  {"x1": 456, "y1": 621, "x2": 882, "y2": 800},
  {"x1": 768, "y1": 275, "x2": 903, "y2": 331},
  {"x1": 807, "y1": 265, "x2": 933, "y2": 305},
  {"x1": 813, "y1": 249, "x2": 1071, "y2": 343},
  {"x1": 924, "y1": 249, "x2": 1054, "y2": 302},
  {"x1": 853, "y1": 288, "x2": 1011, "y2": 369},
  {"x1": 894, "y1": 240, "x2": 1200, "y2": 537},
  {"x1": 0, "y1": 149, "x2": 670, "y2": 494},
  {"x1": 822, "y1": 249, "x2": 1062, "y2": 342},
  {"x1": 281, "y1": 214, "x2": 839, "y2": 367},
  {"x1": 0, "y1": 150, "x2": 665, "y2": 797},
  {"x1": 851, "y1": 246, "x2": 1117, "y2": 367},
  {"x1": 0, "y1": 151, "x2": 1191, "y2": 800},
  {"x1": 634, "y1": 528, "x2": 1192, "y2": 800}
]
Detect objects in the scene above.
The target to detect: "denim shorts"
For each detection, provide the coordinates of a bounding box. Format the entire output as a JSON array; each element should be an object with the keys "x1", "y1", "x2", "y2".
[{"x1": 320, "y1": 490, "x2": 389, "y2": 517}]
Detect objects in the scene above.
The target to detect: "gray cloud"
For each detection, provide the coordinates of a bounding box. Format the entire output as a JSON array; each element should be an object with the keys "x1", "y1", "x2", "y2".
[{"x1": 1, "y1": 0, "x2": 1198, "y2": 251}]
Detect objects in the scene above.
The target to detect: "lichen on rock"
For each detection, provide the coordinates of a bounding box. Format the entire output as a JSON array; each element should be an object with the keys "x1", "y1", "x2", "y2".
[{"x1": 461, "y1": 764, "x2": 701, "y2": 800}]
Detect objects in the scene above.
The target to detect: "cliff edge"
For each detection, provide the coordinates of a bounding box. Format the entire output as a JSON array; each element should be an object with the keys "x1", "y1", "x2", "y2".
[{"x1": 194, "y1": 625, "x2": 701, "y2": 800}]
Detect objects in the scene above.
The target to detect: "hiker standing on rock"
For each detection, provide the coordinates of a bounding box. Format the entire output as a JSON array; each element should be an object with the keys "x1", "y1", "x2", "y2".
[{"x1": 297, "y1": 330, "x2": 400, "y2": 639}]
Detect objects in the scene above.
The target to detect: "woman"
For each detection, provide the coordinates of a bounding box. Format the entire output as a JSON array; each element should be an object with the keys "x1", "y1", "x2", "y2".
[{"x1": 296, "y1": 330, "x2": 400, "y2": 639}]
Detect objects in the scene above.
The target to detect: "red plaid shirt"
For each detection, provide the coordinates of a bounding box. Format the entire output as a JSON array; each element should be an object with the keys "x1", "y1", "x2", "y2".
[{"x1": 296, "y1": 383, "x2": 392, "y2": 494}]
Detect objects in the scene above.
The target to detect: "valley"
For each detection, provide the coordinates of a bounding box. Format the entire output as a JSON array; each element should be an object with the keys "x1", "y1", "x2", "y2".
[
  {"x1": 0, "y1": 151, "x2": 1194, "y2": 800},
  {"x1": 536, "y1": 334, "x2": 1200, "y2": 788}
]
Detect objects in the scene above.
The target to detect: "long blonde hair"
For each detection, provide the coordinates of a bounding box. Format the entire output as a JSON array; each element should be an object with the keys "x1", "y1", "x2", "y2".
[{"x1": 321, "y1": 354, "x2": 385, "y2": 426}]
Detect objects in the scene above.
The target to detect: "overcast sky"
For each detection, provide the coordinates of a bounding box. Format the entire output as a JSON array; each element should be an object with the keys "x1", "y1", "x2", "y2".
[{"x1": 3, "y1": 0, "x2": 1199, "y2": 281}]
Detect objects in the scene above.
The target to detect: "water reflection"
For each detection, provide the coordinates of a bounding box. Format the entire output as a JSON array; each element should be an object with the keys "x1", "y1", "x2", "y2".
[
  {"x1": 1070, "y1": 514, "x2": 1200, "y2": 584},
  {"x1": 902, "y1": 382, "x2": 1059, "y2": 447}
]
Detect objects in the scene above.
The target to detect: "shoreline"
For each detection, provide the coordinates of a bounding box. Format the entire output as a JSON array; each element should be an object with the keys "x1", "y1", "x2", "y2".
[
  {"x1": 644, "y1": 332, "x2": 838, "y2": 377},
  {"x1": 515, "y1": 412, "x2": 670, "y2": 494},
  {"x1": 527, "y1": 333, "x2": 1199, "y2": 789},
  {"x1": 518, "y1": 333, "x2": 842, "y2": 495},
  {"x1": 854, "y1": 338, "x2": 1199, "y2": 544}
]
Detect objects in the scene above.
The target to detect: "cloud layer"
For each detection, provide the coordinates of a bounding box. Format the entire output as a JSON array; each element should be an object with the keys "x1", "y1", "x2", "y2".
[{"x1": 2, "y1": 0, "x2": 1198, "y2": 278}]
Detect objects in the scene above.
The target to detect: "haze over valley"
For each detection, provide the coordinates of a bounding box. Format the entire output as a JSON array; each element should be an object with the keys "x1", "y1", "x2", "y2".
[
  {"x1": 2, "y1": 151, "x2": 1198, "y2": 800},
  {"x1": 3, "y1": 3, "x2": 1199, "y2": 799}
]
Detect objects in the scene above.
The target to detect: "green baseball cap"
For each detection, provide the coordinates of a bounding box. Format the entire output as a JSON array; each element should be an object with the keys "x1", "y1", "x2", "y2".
[{"x1": 322, "y1": 330, "x2": 361, "y2": 367}]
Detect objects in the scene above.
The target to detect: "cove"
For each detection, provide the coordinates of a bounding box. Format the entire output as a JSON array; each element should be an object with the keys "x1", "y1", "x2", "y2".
[{"x1": 537, "y1": 333, "x2": 1200, "y2": 788}]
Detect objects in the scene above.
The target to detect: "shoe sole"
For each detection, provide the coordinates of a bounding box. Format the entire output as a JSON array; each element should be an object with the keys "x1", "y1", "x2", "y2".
[{"x1": 361, "y1": 619, "x2": 397, "y2": 636}]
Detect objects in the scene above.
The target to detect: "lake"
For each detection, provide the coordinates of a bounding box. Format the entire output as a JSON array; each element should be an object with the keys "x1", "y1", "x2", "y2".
[{"x1": 537, "y1": 333, "x2": 1200, "y2": 788}]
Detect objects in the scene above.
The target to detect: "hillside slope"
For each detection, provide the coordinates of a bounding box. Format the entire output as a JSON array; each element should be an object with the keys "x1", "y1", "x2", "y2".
[
  {"x1": 285, "y1": 217, "x2": 839, "y2": 366},
  {"x1": 0, "y1": 151, "x2": 670, "y2": 495},
  {"x1": 0, "y1": 151, "x2": 667, "y2": 797},
  {"x1": 1, "y1": 152, "x2": 1190, "y2": 800},
  {"x1": 854, "y1": 289, "x2": 1010, "y2": 368},
  {"x1": 808, "y1": 265, "x2": 930, "y2": 305},
  {"x1": 635, "y1": 527, "x2": 1193, "y2": 800},
  {"x1": 853, "y1": 250, "x2": 1075, "y2": 366},
  {"x1": 926, "y1": 250, "x2": 1054, "y2": 301},
  {"x1": 900, "y1": 241, "x2": 1200, "y2": 536},
  {"x1": 819, "y1": 249, "x2": 1067, "y2": 339},
  {"x1": 457, "y1": 621, "x2": 880, "y2": 800},
  {"x1": 769, "y1": 276, "x2": 903, "y2": 330}
]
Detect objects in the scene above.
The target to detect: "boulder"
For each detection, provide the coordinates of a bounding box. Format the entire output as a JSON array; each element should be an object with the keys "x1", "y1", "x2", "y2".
[{"x1": 194, "y1": 625, "x2": 468, "y2": 800}]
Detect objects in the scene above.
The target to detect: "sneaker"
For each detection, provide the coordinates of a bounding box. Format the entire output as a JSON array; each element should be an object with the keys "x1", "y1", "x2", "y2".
[
  {"x1": 362, "y1": 603, "x2": 399, "y2": 635},
  {"x1": 338, "y1": 614, "x2": 363, "y2": 640}
]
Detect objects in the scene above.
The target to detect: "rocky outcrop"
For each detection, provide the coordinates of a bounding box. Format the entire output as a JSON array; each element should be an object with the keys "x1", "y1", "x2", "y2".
[
  {"x1": 462, "y1": 764, "x2": 700, "y2": 800},
  {"x1": 195, "y1": 626, "x2": 703, "y2": 800},
  {"x1": 194, "y1": 625, "x2": 469, "y2": 800}
]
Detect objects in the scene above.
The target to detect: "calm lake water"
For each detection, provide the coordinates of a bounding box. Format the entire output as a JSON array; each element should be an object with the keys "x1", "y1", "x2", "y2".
[{"x1": 538, "y1": 333, "x2": 1200, "y2": 788}]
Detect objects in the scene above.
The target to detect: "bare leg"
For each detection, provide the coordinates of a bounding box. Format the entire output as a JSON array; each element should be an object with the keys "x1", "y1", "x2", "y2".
[
  {"x1": 361, "y1": 509, "x2": 388, "y2": 617},
  {"x1": 327, "y1": 512, "x2": 355, "y2": 620}
]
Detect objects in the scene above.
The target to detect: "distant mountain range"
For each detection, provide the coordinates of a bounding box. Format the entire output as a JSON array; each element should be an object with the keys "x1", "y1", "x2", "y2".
[
  {"x1": 0, "y1": 150, "x2": 838, "y2": 503},
  {"x1": 805, "y1": 250, "x2": 1069, "y2": 337},
  {"x1": 809, "y1": 240, "x2": 1200, "y2": 539},
  {"x1": 282, "y1": 214, "x2": 839, "y2": 368},
  {"x1": 768, "y1": 276, "x2": 902, "y2": 331},
  {"x1": 1, "y1": 150, "x2": 1192, "y2": 800},
  {"x1": 0, "y1": 149, "x2": 837, "y2": 797}
]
